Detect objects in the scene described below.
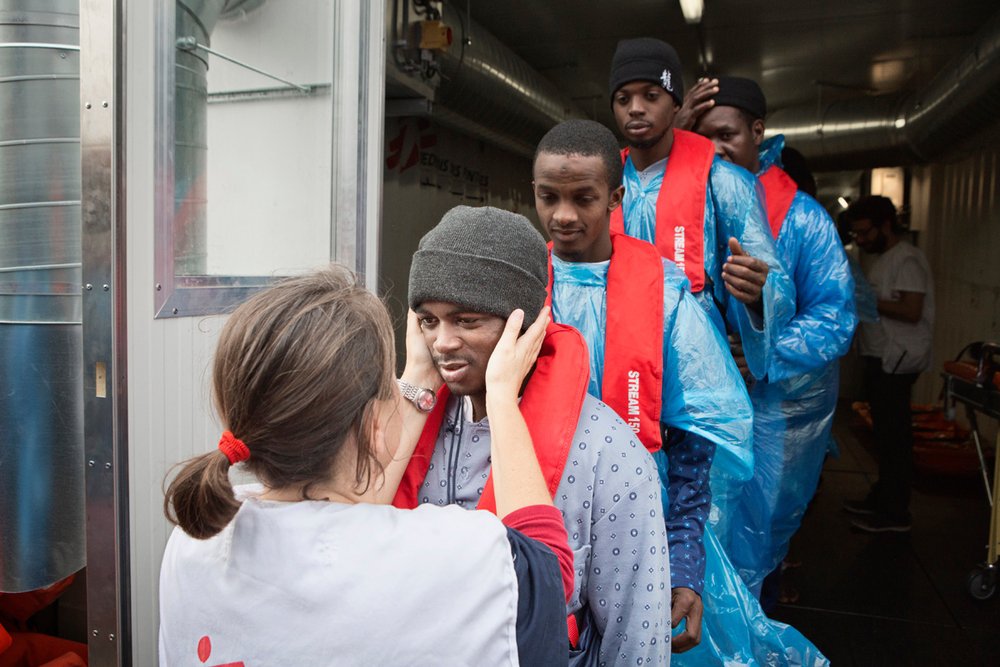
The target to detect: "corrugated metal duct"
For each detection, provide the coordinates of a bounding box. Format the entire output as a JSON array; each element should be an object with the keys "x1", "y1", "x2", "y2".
[
  {"x1": 0, "y1": 0, "x2": 243, "y2": 592},
  {"x1": 173, "y1": 0, "x2": 256, "y2": 273},
  {"x1": 419, "y1": 2, "x2": 585, "y2": 157},
  {"x1": 0, "y1": 0, "x2": 84, "y2": 592},
  {"x1": 768, "y1": 10, "x2": 1000, "y2": 170}
]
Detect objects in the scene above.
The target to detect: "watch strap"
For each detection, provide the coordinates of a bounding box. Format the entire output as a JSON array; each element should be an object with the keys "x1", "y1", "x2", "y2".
[{"x1": 397, "y1": 379, "x2": 435, "y2": 411}]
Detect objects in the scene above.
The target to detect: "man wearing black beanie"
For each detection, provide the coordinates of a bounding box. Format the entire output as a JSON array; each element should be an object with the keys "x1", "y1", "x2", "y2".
[
  {"x1": 607, "y1": 39, "x2": 796, "y2": 648},
  {"x1": 607, "y1": 38, "x2": 795, "y2": 389},
  {"x1": 679, "y1": 77, "x2": 857, "y2": 613}
]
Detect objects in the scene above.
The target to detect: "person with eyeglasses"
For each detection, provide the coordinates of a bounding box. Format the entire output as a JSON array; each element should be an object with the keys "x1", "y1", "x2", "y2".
[{"x1": 842, "y1": 195, "x2": 935, "y2": 533}]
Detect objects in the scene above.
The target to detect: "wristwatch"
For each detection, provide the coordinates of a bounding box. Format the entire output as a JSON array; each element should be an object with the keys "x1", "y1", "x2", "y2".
[{"x1": 397, "y1": 379, "x2": 437, "y2": 412}]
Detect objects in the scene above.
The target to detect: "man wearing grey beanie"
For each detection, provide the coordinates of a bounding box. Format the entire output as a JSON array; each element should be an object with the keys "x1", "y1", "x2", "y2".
[{"x1": 396, "y1": 205, "x2": 671, "y2": 666}]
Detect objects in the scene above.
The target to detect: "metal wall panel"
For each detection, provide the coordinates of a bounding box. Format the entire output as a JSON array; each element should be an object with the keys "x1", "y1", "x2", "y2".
[
  {"x1": 80, "y1": 0, "x2": 129, "y2": 662},
  {"x1": 0, "y1": 0, "x2": 84, "y2": 594},
  {"x1": 910, "y1": 147, "x2": 1000, "y2": 410}
]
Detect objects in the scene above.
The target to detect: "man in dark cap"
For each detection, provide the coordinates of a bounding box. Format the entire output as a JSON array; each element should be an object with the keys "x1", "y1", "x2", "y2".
[
  {"x1": 607, "y1": 38, "x2": 795, "y2": 387},
  {"x1": 397, "y1": 205, "x2": 671, "y2": 665},
  {"x1": 678, "y1": 76, "x2": 857, "y2": 607}
]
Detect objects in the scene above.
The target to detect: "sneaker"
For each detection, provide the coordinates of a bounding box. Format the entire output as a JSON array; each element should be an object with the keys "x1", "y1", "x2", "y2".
[
  {"x1": 851, "y1": 513, "x2": 912, "y2": 533},
  {"x1": 842, "y1": 496, "x2": 878, "y2": 515}
]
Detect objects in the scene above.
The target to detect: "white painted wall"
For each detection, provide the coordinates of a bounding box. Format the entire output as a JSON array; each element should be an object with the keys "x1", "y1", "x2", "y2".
[
  {"x1": 909, "y1": 149, "x2": 1000, "y2": 416},
  {"x1": 204, "y1": 1, "x2": 334, "y2": 276}
]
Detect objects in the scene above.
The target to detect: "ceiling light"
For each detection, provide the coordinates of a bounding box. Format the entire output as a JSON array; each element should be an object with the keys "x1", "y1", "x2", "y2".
[
  {"x1": 679, "y1": 0, "x2": 703, "y2": 24},
  {"x1": 838, "y1": 196, "x2": 849, "y2": 209}
]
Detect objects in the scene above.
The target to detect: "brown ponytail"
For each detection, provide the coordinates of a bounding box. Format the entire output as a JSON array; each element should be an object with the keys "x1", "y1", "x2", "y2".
[
  {"x1": 164, "y1": 451, "x2": 240, "y2": 539},
  {"x1": 163, "y1": 265, "x2": 396, "y2": 539}
]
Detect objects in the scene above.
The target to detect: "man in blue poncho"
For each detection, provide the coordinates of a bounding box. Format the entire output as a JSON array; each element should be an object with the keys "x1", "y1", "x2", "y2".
[
  {"x1": 533, "y1": 119, "x2": 754, "y2": 653},
  {"x1": 607, "y1": 38, "x2": 796, "y2": 383},
  {"x1": 680, "y1": 76, "x2": 857, "y2": 602}
]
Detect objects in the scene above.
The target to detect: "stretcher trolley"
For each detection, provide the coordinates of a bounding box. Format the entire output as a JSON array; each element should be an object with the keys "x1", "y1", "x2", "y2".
[{"x1": 942, "y1": 342, "x2": 1000, "y2": 600}]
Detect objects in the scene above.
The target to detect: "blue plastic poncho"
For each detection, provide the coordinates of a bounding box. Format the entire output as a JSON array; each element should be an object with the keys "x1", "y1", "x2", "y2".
[
  {"x1": 551, "y1": 254, "x2": 752, "y2": 591},
  {"x1": 672, "y1": 524, "x2": 831, "y2": 667},
  {"x1": 622, "y1": 154, "x2": 797, "y2": 382},
  {"x1": 552, "y1": 251, "x2": 826, "y2": 666},
  {"x1": 658, "y1": 443, "x2": 830, "y2": 666},
  {"x1": 551, "y1": 254, "x2": 752, "y2": 592},
  {"x1": 651, "y1": 373, "x2": 831, "y2": 667},
  {"x1": 849, "y1": 252, "x2": 880, "y2": 323},
  {"x1": 715, "y1": 136, "x2": 857, "y2": 596}
]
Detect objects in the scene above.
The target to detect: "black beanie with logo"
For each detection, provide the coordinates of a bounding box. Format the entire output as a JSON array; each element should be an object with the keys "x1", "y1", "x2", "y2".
[{"x1": 609, "y1": 38, "x2": 684, "y2": 105}]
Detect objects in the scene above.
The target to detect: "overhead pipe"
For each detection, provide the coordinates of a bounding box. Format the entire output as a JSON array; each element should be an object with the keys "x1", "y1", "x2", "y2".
[
  {"x1": 391, "y1": 1, "x2": 585, "y2": 157},
  {"x1": 768, "y1": 10, "x2": 1000, "y2": 170}
]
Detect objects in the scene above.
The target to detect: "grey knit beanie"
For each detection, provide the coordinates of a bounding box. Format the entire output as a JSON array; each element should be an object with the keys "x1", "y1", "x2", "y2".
[{"x1": 408, "y1": 206, "x2": 548, "y2": 323}]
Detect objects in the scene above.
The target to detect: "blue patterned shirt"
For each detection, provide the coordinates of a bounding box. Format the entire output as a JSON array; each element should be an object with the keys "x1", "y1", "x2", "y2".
[{"x1": 420, "y1": 393, "x2": 671, "y2": 666}]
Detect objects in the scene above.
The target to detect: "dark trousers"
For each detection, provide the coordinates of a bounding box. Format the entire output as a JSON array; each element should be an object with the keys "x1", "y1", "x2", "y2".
[{"x1": 864, "y1": 356, "x2": 919, "y2": 519}]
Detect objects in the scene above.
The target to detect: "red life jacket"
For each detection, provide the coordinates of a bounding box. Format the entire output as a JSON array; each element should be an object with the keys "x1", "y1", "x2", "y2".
[
  {"x1": 610, "y1": 128, "x2": 715, "y2": 293},
  {"x1": 758, "y1": 164, "x2": 798, "y2": 240},
  {"x1": 391, "y1": 322, "x2": 590, "y2": 514},
  {"x1": 545, "y1": 234, "x2": 664, "y2": 453}
]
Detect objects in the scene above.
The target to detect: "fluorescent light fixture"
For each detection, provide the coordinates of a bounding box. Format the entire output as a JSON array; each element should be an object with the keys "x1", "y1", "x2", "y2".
[
  {"x1": 894, "y1": 117, "x2": 906, "y2": 129},
  {"x1": 679, "y1": 0, "x2": 703, "y2": 24},
  {"x1": 838, "y1": 196, "x2": 849, "y2": 209}
]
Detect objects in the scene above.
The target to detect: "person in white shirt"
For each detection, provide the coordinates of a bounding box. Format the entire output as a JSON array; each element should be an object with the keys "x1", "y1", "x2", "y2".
[
  {"x1": 159, "y1": 265, "x2": 573, "y2": 667},
  {"x1": 843, "y1": 196, "x2": 935, "y2": 533}
]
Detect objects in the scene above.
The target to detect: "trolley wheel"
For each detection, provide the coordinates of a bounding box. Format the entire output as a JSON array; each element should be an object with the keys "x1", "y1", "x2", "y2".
[{"x1": 967, "y1": 564, "x2": 997, "y2": 601}]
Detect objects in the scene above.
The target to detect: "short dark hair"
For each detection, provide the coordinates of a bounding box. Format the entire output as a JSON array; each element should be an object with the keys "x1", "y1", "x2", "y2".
[
  {"x1": 534, "y1": 119, "x2": 623, "y2": 189},
  {"x1": 845, "y1": 195, "x2": 901, "y2": 232}
]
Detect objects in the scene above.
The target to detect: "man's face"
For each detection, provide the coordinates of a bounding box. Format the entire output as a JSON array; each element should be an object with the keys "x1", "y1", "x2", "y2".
[
  {"x1": 612, "y1": 81, "x2": 678, "y2": 150},
  {"x1": 693, "y1": 105, "x2": 763, "y2": 172},
  {"x1": 849, "y1": 217, "x2": 888, "y2": 253},
  {"x1": 533, "y1": 152, "x2": 622, "y2": 262},
  {"x1": 415, "y1": 301, "x2": 506, "y2": 397}
]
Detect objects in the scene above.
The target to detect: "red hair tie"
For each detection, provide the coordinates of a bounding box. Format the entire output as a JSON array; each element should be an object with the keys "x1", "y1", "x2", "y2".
[{"x1": 218, "y1": 431, "x2": 250, "y2": 465}]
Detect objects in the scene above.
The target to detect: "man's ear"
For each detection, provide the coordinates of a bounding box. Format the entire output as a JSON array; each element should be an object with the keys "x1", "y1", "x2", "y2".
[
  {"x1": 752, "y1": 118, "x2": 765, "y2": 148},
  {"x1": 608, "y1": 184, "x2": 625, "y2": 212}
]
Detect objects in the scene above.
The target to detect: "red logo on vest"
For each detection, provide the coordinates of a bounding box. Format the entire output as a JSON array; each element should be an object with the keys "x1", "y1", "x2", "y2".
[{"x1": 196, "y1": 635, "x2": 246, "y2": 667}]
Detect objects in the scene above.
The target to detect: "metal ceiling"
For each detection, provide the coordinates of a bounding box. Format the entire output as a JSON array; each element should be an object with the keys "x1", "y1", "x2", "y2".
[{"x1": 455, "y1": 0, "x2": 999, "y2": 170}]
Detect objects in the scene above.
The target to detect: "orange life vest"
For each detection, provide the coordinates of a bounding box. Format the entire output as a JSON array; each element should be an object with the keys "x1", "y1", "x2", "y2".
[
  {"x1": 610, "y1": 128, "x2": 715, "y2": 293},
  {"x1": 757, "y1": 164, "x2": 798, "y2": 239},
  {"x1": 546, "y1": 233, "x2": 664, "y2": 453},
  {"x1": 392, "y1": 322, "x2": 590, "y2": 514}
]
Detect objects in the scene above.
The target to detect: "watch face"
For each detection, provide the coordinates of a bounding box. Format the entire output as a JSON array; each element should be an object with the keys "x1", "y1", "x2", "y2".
[{"x1": 415, "y1": 389, "x2": 436, "y2": 412}]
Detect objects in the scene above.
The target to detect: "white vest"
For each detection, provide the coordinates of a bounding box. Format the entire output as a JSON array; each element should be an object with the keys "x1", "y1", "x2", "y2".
[{"x1": 159, "y1": 486, "x2": 520, "y2": 666}]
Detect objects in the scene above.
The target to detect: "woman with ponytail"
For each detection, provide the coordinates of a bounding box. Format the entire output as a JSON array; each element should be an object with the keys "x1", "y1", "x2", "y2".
[{"x1": 159, "y1": 265, "x2": 571, "y2": 666}]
